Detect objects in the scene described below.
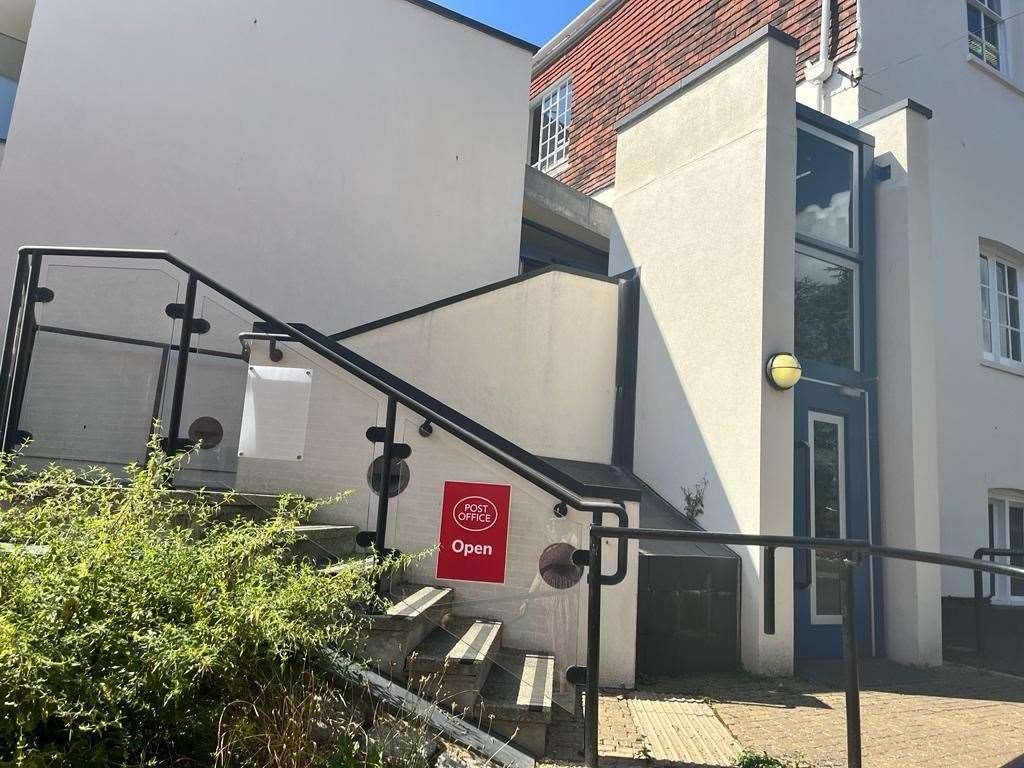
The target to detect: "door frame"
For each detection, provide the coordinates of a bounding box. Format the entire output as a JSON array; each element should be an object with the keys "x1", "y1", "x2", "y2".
[{"x1": 793, "y1": 105, "x2": 884, "y2": 659}]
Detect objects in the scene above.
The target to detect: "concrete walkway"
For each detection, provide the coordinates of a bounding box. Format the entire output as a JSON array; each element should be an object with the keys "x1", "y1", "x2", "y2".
[{"x1": 541, "y1": 661, "x2": 1024, "y2": 768}]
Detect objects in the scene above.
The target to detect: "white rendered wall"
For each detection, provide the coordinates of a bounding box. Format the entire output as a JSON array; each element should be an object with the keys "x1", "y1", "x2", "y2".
[
  {"x1": 853, "y1": 1, "x2": 1024, "y2": 597},
  {"x1": 609, "y1": 35, "x2": 798, "y2": 675},
  {"x1": 0, "y1": 0, "x2": 532, "y2": 334},
  {"x1": 860, "y1": 106, "x2": 942, "y2": 665},
  {"x1": 237, "y1": 340, "x2": 638, "y2": 688},
  {"x1": 343, "y1": 270, "x2": 620, "y2": 463}
]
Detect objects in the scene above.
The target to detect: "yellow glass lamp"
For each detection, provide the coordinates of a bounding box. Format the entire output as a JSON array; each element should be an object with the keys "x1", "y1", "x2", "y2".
[{"x1": 765, "y1": 353, "x2": 802, "y2": 390}]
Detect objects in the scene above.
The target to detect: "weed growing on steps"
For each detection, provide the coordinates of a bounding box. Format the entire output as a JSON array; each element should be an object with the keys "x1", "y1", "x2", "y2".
[
  {"x1": 735, "y1": 750, "x2": 813, "y2": 768},
  {"x1": 0, "y1": 436, "x2": 408, "y2": 766}
]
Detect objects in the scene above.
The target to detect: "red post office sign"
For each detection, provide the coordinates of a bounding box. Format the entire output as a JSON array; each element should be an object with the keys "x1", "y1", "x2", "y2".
[{"x1": 436, "y1": 481, "x2": 511, "y2": 584}]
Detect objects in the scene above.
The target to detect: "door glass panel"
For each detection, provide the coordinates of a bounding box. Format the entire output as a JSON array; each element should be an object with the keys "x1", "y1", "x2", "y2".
[
  {"x1": 811, "y1": 415, "x2": 845, "y2": 621},
  {"x1": 795, "y1": 251, "x2": 856, "y2": 369},
  {"x1": 796, "y1": 128, "x2": 855, "y2": 248},
  {"x1": 1010, "y1": 505, "x2": 1024, "y2": 598}
]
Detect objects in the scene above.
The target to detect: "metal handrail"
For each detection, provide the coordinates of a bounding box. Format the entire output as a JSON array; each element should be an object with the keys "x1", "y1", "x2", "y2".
[
  {"x1": 575, "y1": 527, "x2": 1024, "y2": 768},
  {"x1": 0, "y1": 246, "x2": 631, "y2": 582}
]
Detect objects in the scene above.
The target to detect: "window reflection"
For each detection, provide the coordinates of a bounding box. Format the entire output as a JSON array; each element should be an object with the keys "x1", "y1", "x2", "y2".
[
  {"x1": 813, "y1": 418, "x2": 843, "y2": 617},
  {"x1": 795, "y1": 252, "x2": 855, "y2": 369},
  {"x1": 796, "y1": 129, "x2": 854, "y2": 248}
]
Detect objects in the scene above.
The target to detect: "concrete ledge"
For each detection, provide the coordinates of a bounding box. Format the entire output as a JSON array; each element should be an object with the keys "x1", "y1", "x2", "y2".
[
  {"x1": 523, "y1": 165, "x2": 612, "y2": 241},
  {"x1": 615, "y1": 26, "x2": 799, "y2": 133},
  {"x1": 854, "y1": 98, "x2": 934, "y2": 128}
]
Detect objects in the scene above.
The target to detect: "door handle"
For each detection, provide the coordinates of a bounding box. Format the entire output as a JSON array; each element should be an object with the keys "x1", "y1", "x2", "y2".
[{"x1": 795, "y1": 439, "x2": 812, "y2": 589}]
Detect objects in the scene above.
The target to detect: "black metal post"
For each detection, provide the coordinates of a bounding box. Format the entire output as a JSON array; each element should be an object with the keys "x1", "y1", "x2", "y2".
[
  {"x1": 764, "y1": 547, "x2": 776, "y2": 635},
  {"x1": 840, "y1": 556, "x2": 862, "y2": 768},
  {"x1": 0, "y1": 254, "x2": 39, "y2": 450},
  {"x1": 373, "y1": 397, "x2": 398, "y2": 562},
  {"x1": 164, "y1": 274, "x2": 197, "y2": 453},
  {"x1": 974, "y1": 569, "x2": 984, "y2": 654},
  {"x1": 585, "y1": 531, "x2": 602, "y2": 768}
]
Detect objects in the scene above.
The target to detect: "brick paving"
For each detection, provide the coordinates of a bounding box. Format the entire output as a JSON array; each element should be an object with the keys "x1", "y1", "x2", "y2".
[{"x1": 539, "y1": 661, "x2": 1024, "y2": 768}]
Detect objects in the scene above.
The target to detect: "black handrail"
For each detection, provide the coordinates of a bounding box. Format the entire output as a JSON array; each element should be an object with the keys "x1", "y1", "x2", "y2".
[
  {"x1": 0, "y1": 246, "x2": 632, "y2": 582},
  {"x1": 972, "y1": 546, "x2": 1024, "y2": 654},
  {"x1": 574, "y1": 527, "x2": 1024, "y2": 768}
]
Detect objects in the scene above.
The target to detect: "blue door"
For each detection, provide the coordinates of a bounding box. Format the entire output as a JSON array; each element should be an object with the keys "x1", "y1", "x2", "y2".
[
  {"x1": 794, "y1": 380, "x2": 872, "y2": 659},
  {"x1": 792, "y1": 108, "x2": 881, "y2": 660}
]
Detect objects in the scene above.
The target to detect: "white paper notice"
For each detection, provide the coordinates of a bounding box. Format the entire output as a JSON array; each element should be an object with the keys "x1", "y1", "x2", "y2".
[{"x1": 238, "y1": 365, "x2": 312, "y2": 461}]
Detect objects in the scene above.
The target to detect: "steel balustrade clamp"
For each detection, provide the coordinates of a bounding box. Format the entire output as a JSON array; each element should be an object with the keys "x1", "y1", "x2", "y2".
[{"x1": 565, "y1": 665, "x2": 588, "y2": 687}]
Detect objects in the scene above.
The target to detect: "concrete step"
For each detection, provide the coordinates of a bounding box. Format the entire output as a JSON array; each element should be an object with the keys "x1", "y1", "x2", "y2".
[
  {"x1": 476, "y1": 649, "x2": 556, "y2": 756},
  {"x1": 292, "y1": 524, "x2": 358, "y2": 565},
  {"x1": 365, "y1": 584, "x2": 453, "y2": 678},
  {"x1": 407, "y1": 617, "x2": 504, "y2": 712}
]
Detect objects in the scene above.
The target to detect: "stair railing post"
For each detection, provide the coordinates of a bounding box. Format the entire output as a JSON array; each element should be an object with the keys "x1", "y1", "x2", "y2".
[
  {"x1": 585, "y1": 529, "x2": 602, "y2": 768},
  {"x1": 974, "y1": 567, "x2": 984, "y2": 654},
  {"x1": 373, "y1": 396, "x2": 399, "y2": 573},
  {"x1": 164, "y1": 273, "x2": 197, "y2": 455},
  {"x1": 841, "y1": 553, "x2": 863, "y2": 768},
  {"x1": 2, "y1": 252, "x2": 41, "y2": 450}
]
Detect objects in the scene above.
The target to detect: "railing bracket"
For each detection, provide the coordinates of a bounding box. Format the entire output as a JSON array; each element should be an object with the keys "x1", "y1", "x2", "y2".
[
  {"x1": 571, "y1": 548, "x2": 590, "y2": 568},
  {"x1": 565, "y1": 665, "x2": 588, "y2": 687}
]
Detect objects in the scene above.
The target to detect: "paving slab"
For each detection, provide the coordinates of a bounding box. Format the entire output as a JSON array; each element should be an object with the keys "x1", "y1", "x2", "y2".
[{"x1": 539, "y1": 661, "x2": 1024, "y2": 768}]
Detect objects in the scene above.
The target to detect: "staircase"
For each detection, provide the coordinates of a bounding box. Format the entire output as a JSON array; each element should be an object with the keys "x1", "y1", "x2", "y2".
[
  {"x1": 363, "y1": 583, "x2": 561, "y2": 757},
  {"x1": 179, "y1": 490, "x2": 360, "y2": 566}
]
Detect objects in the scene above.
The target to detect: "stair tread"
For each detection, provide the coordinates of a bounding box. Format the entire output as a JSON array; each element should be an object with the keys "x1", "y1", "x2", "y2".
[
  {"x1": 478, "y1": 649, "x2": 555, "y2": 723},
  {"x1": 295, "y1": 524, "x2": 357, "y2": 533},
  {"x1": 410, "y1": 617, "x2": 503, "y2": 667},
  {"x1": 386, "y1": 585, "x2": 453, "y2": 620}
]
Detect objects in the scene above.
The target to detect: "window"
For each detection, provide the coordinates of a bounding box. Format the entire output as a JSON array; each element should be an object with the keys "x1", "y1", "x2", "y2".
[
  {"x1": 796, "y1": 125, "x2": 857, "y2": 250},
  {"x1": 810, "y1": 413, "x2": 846, "y2": 623},
  {"x1": 990, "y1": 496, "x2": 1024, "y2": 603},
  {"x1": 968, "y1": 0, "x2": 1005, "y2": 72},
  {"x1": 980, "y1": 249, "x2": 1022, "y2": 365},
  {"x1": 530, "y1": 78, "x2": 572, "y2": 173},
  {"x1": 795, "y1": 249, "x2": 859, "y2": 369}
]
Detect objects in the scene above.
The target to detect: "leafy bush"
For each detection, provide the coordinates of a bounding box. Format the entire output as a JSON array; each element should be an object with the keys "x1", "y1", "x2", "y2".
[
  {"x1": 0, "y1": 440, "x2": 387, "y2": 766},
  {"x1": 735, "y1": 751, "x2": 811, "y2": 768},
  {"x1": 735, "y1": 752, "x2": 785, "y2": 768}
]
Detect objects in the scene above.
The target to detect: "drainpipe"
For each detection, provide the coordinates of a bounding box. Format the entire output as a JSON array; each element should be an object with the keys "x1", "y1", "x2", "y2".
[{"x1": 804, "y1": 0, "x2": 835, "y2": 108}]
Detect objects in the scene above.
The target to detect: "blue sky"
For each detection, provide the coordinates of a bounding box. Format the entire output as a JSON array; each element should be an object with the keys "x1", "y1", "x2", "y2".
[{"x1": 432, "y1": 0, "x2": 593, "y2": 46}]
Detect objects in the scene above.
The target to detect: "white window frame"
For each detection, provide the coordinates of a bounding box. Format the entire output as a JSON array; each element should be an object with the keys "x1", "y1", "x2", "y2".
[
  {"x1": 532, "y1": 77, "x2": 573, "y2": 174},
  {"x1": 967, "y1": 0, "x2": 1008, "y2": 74},
  {"x1": 989, "y1": 494, "x2": 1024, "y2": 605},
  {"x1": 795, "y1": 121, "x2": 860, "y2": 254},
  {"x1": 809, "y1": 411, "x2": 847, "y2": 625},
  {"x1": 979, "y1": 243, "x2": 1023, "y2": 367}
]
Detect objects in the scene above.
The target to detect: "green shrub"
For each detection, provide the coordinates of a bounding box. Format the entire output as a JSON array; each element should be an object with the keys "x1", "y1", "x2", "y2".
[
  {"x1": 0, "y1": 440, "x2": 387, "y2": 766},
  {"x1": 735, "y1": 751, "x2": 785, "y2": 768},
  {"x1": 735, "y1": 750, "x2": 810, "y2": 768}
]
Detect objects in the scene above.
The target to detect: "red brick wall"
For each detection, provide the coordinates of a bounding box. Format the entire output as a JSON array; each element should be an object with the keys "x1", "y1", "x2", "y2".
[{"x1": 530, "y1": 0, "x2": 857, "y2": 196}]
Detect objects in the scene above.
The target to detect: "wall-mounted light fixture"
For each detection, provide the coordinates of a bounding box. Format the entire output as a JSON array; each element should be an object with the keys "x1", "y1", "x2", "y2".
[{"x1": 765, "y1": 353, "x2": 802, "y2": 390}]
